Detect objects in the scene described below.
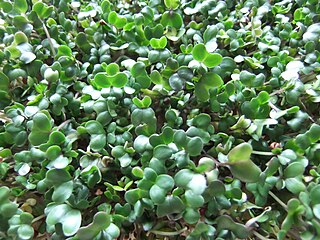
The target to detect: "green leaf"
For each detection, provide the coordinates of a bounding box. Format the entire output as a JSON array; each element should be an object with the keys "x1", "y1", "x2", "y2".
[
  {"x1": 85, "y1": 120, "x2": 106, "y2": 151},
  {"x1": 310, "y1": 185, "x2": 320, "y2": 205},
  {"x1": 154, "y1": 144, "x2": 173, "y2": 160},
  {"x1": 186, "y1": 137, "x2": 203, "y2": 156},
  {"x1": 284, "y1": 162, "x2": 305, "y2": 178},
  {"x1": 52, "y1": 181, "x2": 73, "y2": 203},
  {"x1": 164, "y1": 0, "x2": 179, "y2": 10},
  {"x1": 303, "y1": 23, "x2": 320, "y2": 42},
  {"x1": 174, "y1": 169, "x2": 194, "y2": 187},
  {"x1": 56, "y1": 45, "x2": 73, "y2": 58},
  {"x1": 77, "y1": 212, "x2": 111, "y2": 240},
  {"x1": 192, "y1": 43, "x2": 222, "y2": 67},
  {"x1": 285, "y1": 178, "x2": 305, "y2": 194},
  {"x1": 0, "y1": 1, "x2": 13, "y2": 13},
  {"x1": 132, "y1": 166, "x2": 144, "y2": 178},
  {"x1": 48, "y1": 131, "x2": 65, "y2": 145},
  {"x1": 196, "y1": 157, "x2": 215, "y2": 173},
  {"x1": 0, "y1": 186, "x2": 10, "y2": 202},
  {"x1": 203, "y1": 53, "x2": 223, "y2": 68},
  {"x1": 157, "y1": 196, "x2": 185, "y2": 217},
  {"x1": 17, "y1": 225, "x2": 34, "y2": 239},
  {"x1": 149, "y1": 185, "x2": 166, "y2": 204},
  {"x1": 46, "y1": 204, "x2": 82, "y2": 236},
  {"x1": 46, "y1": 145, "x2": 61, "y2": 161},
  {"x1": 150, "y1": 36, "x2": 167, "y2": 50},
  {"x1": 131, "y1": 62, "x2": 151, "y2": 89},
  {"x1": 227, "y1": 143, "x2": 261, "y2": 183},
  {"x1": 28, "y1": 112, "x2": 52, "y2": 146},
  {"x1": 14, "y1": 32, "x2": 28, "y2": 44},
  {"x1": 108, "y1": 11, "x2": 127, "y2": 28},
  {"x1": 94, "y1": 73, "x2": 111, "y2": 88},
  {"x1": 144, "y1": 168, "x2": 158, "y2": 182},
  {"x1": 185, "y1": 190, "x2": 204, "y2": 208},
  {"x1": 118, "y1": 153, "x2": 132, "y2": 168},
  {"x1": 20, "y1": 52, "x2": 36, "y2": 64},
  {"x1": 81, "y1": 166, "x2": 102, "y2": 188},
  {"x1": 125, "y1": 189, "x2": 147, "y2": 204},
  {"x1": 216, "y1": 215, "x2": 249, "y2": 239},
  {"x1": 183, "y1": 207, "x2": 200, "y2": 224},
  {"x1": 46, "y1": 169, "x2": 72, "y2": 184},
  {"x1": 133, "y1": 135, "x2": 151, "y2": 153},
  {"x1": 195, "y1": 72, "x2": 223, "y2": 102},
  {"x1": 44, "y1": 68, "x2": 59, "y2": 82},
  {"x1": 106, "y1": 63, "x2": 119, "y2": 75},
  {"x1": 14, "y1": 0, "x2": 27, "y2": 13},
  {"x1": 156, "y1": 174, "x2": 174, "y2": 191},
  {"x1": 110, "y1": 72, "x2": 128, "y2": 88},
  {"x1": 313, "y1": 204, "x2": 320, "y2": 220},
  {"x1": 160, "y1": 12, "x2": 183, "y2": 29},
  {"x1": 33, "y1": 2, "x2": 54, "y2": 19},
  {"x1": 187, "y1": 174, "x2": 207, "y2": 194},
  {"x1": 192, "y1": 44, "x2": 207, "y2": 62},
  {"x1": 132, "y1": 96, "x2": 152, "y2": 108},
  {"x1": 193, "y1": 113, "x2": 211, "y2": 128},
  {"x1": 169, "y1": 73, "x2": 184, "y2": 91}
]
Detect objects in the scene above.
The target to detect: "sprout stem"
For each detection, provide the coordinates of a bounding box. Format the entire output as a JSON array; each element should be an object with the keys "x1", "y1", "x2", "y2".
[
  {"x1": 148, "y1": 227, "x2": 187, "y2": 236},
  {"x1": 253, "y1": 230, "x2": 273, "y2": 240},
  {"x1": 268, "y1": 191, "x2": 288, "y2": 211},
  {"x1": 252, "y1": 150, "x2": 275, "y2": 156},
  {"x1": 31, "y1": 214, "x2": 46, "y2": 224},
  {"x1": 57, "y1": 119, "x2": 72, "y2": 131},
  {"x1": 42, "y1": 22, "x2": 56, "y2": 56}
]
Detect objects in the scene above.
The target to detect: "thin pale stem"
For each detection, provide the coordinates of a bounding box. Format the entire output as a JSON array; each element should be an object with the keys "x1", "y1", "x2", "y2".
[
  {"x1": 148, "y1": 227, "x2": 187, "y2": 236},
  {"x1": 268, "y1": 191, "x2": 288, "y2": 211},
  {"x1": 253, "y1": 230, "x2": 273, "y2": 240},
  {"x1": 57, "y1": 119, "x2": 71, "y2": 131},
  {"x1": 252, "y1": 150, "x2": 275, "y2": 156},
  {"x1": 31, "y1": 214, "x2": 46, "y2": 224},
  {"x1": 42, "y1": 22, "x2": 56, "y2": 56}
]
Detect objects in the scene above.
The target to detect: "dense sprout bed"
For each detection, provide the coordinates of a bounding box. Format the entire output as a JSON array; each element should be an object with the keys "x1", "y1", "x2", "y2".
[{"x1": 0, "y1": 0, "x2": 320, "y2": 239}]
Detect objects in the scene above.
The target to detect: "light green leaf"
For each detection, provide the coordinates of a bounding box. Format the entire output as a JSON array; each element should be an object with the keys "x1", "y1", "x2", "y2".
[
  {"x1": 46, "y1": 204, "x2": 81, "y2": 236},
  {"x1": 164, "y1": 0, "x2": 179, "y2": 9},
  {"x1": 52, "y1": 181, "x2": 73, "y2": 203}
]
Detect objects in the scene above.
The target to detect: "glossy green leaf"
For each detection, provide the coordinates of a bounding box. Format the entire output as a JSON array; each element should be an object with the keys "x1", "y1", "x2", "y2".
[
  {"x1": 94, "y1": 73, "x2": 111, "y2": 88},
  {"x1": 33, "y1": 2, "x2": 54, "y2": 19},
  {"x1": 183, "y1": 207, "x2": 200, "y2": 224},
  {"x1": 44, "y1": 68, "x2": 59, "y2": 82},
  {"x1": 52, "y1": 181, "x2": 73, "y2": 203},
  {"x1": 28, "y1": 112, "x2": 52, "y2": 146},
  {"x1": 195, "y1": 72, "x2": 223, "y2": 102},
  {"x1": 186, "y1": 137, "x2": 203, "y2": 156},
  {"x1": 154, "y1": 144, "x2": 173, "y2": 160},
  {"x1": 46, "y1": 169, "x2": 72, "y2": 184},
  {"x1": 149, "y1": 185, "x2": 166, "y2": 204},
  {"x1": 185, "y1": 190, "x2": 204, "y2": 208},
  {"x1": 227, "y1": 143, "x2": 261, "y2": 182},
  {"x1": 0, "y1": 1, "x2": 13, "y2": 13},
  {"x1": 192, "y1": 44, "x2": 207, "y2": 62},
  {"x1": 108, "y1": 11, "x2": 127, "y2": 28},
  {"x1": 164, "y1": 0, "x2": 179, "y2": 10},
  {"x1": 132, "y1": 96, "x2": 152, "y2": 108},
  {"x1": 85, "y1": 120, "x2": 106, "y2": 151},
  {"x1": 46, "y1": 204, "x2": 82, "y2": 236},
  {"x1": 157, "y1": 196, "x2": 185, "y2": 217},
  {"x1": 150, "y1": 36, "x2": 167, "y2": 49},
  {"x1": 160, "y1": 11, "x2": 183, "y2": 29},
  {"x1": 77, "y1": 212, "x2": 111, "y2": 240},
  {"x1": 14, "y1": 0, "x2": 27, "y2": 13},
  {"x1": 284, "y1": 162, "x2": 305, "y2": 178},
  {"x1": 285, "y1": 178, "x2": 305, "y2": 194}
]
